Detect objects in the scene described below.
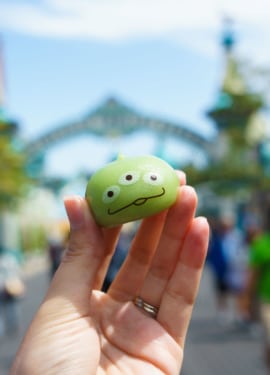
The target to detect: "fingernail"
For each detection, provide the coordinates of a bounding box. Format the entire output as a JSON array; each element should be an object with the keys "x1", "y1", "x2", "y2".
[
  {"x1": 176, "y1": 170, "x2": 186, "y2": 185},
  {"x1": 64, "y1": 196, "x2": 86, "y2": 230}
]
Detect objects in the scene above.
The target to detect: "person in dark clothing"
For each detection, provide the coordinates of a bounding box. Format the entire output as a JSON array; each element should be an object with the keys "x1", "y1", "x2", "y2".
[{"x1": 207, "y1": 218, "x2": 229, "y2": 321}]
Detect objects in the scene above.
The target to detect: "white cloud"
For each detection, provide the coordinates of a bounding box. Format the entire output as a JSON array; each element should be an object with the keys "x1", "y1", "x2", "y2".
[
  {"x1": 0, "y1": 0, "x2": 269, "y2": 62},
  {"x1": 0, "y1": 0, "x2": 216, "y2": 39}
]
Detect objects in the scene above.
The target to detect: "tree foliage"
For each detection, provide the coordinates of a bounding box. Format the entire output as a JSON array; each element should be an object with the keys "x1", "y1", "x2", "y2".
[{"x1": 0, "y1": 128, "x2": 31, "y2": 209}]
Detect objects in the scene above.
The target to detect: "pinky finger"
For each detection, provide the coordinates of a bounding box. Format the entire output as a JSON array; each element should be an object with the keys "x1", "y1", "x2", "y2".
[{"x1": 157, "y1": 217, "x2": 209, "y2": 347}]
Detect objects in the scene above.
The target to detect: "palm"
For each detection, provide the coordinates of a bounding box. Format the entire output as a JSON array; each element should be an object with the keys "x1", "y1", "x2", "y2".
[{"x1": 90, "y1": 292, "x2": 182, "y2": 374}]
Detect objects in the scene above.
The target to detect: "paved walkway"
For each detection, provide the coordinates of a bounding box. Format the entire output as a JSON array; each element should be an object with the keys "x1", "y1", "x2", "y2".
[
  {"x1": 0, "y1": 257, "x2": 267, "y2": 374},
  {"x1": 0, "y1": 257, "x2": 50, "y2": 375},
  {"x1": 182, "y1": 266, "x2": 267, "y2": 375}
]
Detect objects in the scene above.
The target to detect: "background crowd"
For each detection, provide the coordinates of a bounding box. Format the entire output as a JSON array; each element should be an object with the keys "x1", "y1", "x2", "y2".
[{"x1": 207, "y1": 212, "x2": 270, "y2": 371}]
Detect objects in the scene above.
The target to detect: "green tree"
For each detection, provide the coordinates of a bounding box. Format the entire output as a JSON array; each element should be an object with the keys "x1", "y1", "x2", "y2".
[{"x1": 0, "y1": 117, "x2": 31, "y2": 209}]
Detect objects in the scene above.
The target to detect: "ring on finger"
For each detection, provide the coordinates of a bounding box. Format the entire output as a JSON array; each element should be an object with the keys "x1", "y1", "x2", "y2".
[{"x1": 133, "y1": 296, "x2": 159, "y2": 319}]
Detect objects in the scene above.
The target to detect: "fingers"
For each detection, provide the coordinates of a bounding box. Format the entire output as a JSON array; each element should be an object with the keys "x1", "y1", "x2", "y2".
[
  {"x1": 109, "y1": 209, "x2": 168, "y2": 300},
  {"x1": 157, "y1": 217, "x2": 209, "y2": 346},
  {"x1": 135, "y1": 186, "x2": 197, "y2": 308},
  {"x1": 45, "y1": 196, "x2": 119, "y2": 313},
  {"x1": 108, "y1": 183, "x2": 209, "y2": 350},
  {"x1": 109, "y1": 170, "x2": 186, "y2": 300},
  {"x1": 109, "y1": 185, "x2": 197, "y2": 303}
]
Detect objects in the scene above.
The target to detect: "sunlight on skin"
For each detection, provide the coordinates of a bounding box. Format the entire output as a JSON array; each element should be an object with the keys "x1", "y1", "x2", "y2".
[{"x1": 10, "y1": 180, "x2": 209, "y2": 375}]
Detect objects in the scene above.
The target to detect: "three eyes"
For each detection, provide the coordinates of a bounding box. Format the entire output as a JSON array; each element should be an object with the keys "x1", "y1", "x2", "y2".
[{"x1": 102, "y1": 171, "x2": 163, "y2": 203}]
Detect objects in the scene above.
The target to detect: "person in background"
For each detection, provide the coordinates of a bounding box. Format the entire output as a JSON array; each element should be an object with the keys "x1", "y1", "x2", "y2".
[
  {"x1": 207, "y1": 213, "x2": 249, "y2": 325},
  {"x1": 47, "y1": 229, "x2": 69, "y2": 278},
  {"x1": 207, "y1": 216, "x2": 230, "y2": 322},
  {"x1": 220, "y1": 213, "x2": 249, "y2": 324},
  {"x1": 102, "y1": 223, "x2": 134, "y2": 292},
  {"x1": 245, "y1": 228, "x2": 270, "y2": 372},
  {"x1": 47, "y1": 238, "x2": 64, "y2": 278},
  {"x1": 0, "y1": 246, "x2": 25, "y2": 336}
]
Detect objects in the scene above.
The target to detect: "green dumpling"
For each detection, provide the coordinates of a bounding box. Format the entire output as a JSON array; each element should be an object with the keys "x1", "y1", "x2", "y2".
[{"x1": 85, "y1": 155, "x2": 179, "y2": 227}]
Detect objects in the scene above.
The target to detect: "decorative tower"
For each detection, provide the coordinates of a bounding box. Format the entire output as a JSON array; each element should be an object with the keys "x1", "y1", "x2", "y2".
[
  {"x1": 186, "y1": 20, "x2": 268, "y2": 201},
  {"x1": 202, "y1": 20, "x2": 267, "y2": 201},
  {"x1": 206, "y1": 20, "x2": 264, "y2": 149},
  {"x1": 195, "y1": 20, "x2": 270, "y2": 228}
]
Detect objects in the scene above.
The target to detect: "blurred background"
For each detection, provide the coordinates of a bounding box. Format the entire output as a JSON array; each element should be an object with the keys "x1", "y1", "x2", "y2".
[{"x1": 0, "y1": 0, "x2": 270, "y2": 374}]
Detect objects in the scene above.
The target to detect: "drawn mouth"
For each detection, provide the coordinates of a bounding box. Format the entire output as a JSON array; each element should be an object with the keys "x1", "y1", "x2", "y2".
[{"x1": 108, "y1": 188, "x2": 165, "y2": 215}]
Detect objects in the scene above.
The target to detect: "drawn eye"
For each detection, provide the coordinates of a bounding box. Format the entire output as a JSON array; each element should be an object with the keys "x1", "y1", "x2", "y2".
[
  {"x1": 143, "y1": 171, "x2": 163, "y2": 185},
  {"x1": 102, "y1": 185, "x2": 120, "y2": 203},
  {"x1": 119, "y1": 171, "x2": 140, "y2": 185}
]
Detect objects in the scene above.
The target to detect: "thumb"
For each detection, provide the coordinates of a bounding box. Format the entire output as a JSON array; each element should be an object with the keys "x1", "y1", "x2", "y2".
[{"x1": 45, "y1": 196, "x2": 107, "y2": 312}]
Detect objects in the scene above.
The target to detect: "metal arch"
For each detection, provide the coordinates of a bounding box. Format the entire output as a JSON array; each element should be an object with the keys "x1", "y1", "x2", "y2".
[{"x1": 24, "y1": 98, "x2": 213, "y2": 158}]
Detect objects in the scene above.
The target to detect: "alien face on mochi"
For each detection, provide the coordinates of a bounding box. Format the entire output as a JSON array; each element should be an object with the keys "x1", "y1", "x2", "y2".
[{"x1": 85, "y1": 155, "x2": 179, "y2": 227}]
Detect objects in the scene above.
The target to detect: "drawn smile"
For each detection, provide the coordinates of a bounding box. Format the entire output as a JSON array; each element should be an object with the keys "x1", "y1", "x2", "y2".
[{"x1": 108, "y1": 188, "x2": 165, "y2": 215}]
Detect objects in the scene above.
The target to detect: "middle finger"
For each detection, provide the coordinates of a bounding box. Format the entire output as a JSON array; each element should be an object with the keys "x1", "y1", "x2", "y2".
[{"x1": 136, "y1": 185, "x2": 197, "y2": 308}]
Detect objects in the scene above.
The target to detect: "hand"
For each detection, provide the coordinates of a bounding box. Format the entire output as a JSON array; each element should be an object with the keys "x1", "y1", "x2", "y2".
[{"x1": 10, "y1": 183, "x2": 209, "y2": 375}]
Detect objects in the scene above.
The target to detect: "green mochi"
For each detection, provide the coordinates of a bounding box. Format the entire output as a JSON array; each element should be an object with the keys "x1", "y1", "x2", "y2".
[{"x1": 85, "y1": 155, "x2": 179, "y2": 227}]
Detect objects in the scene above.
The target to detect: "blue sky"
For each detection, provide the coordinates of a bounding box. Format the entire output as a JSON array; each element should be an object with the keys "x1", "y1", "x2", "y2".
[{"x1": 0, "y1": 0, "x2": 269, "y2": 177}]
